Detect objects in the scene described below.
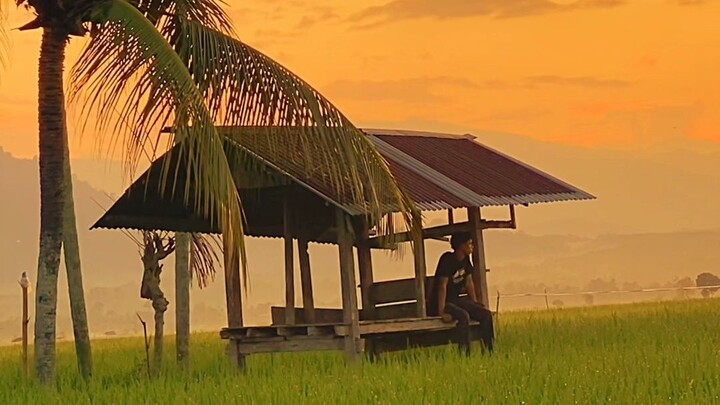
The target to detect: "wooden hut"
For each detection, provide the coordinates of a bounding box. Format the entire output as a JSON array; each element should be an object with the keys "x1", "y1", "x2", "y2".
[{"x1": 93, "y1": 127, "x2": 594, "y2": 364}]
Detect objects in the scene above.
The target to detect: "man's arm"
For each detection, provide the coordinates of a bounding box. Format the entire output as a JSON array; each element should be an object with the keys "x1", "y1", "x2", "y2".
[
  {"x1": 437, "y1": 277, "x2": 449, "y2": 315},
  {"x1": 466, "y1": 276, "x2": 480, "y2": 305}
]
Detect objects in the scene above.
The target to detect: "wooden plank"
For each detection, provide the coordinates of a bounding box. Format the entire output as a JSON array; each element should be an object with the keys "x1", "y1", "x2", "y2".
[
  {"x1": 277, "y1": 326, "x2": 310, "y2": 337},
  {"x1": 371, "y1": 278, "x2": 418, "y2": 304},
  {"x1": 336, "y1": 317, "x2": 481, "y2": 336},
  {"x1": 271, "y1": 307, "x2": 344, "y2": 325},
  {"x1": 297, "y1": 239, "x2": 316, "y2": 324},
  {"x1": 223, "y1": 234, "x2": 243, "y2": 328},
  {"x1": 368, "y1": 219, "x2": 514, "y2": 248},
  {"x1": 373, "y1": 303, "x2": 418, "y2": 320},
  {"x1": 412, "y1": 226, "x2": 427, "y2": 318},
  {"x1": 307, "y1": 325, "x2": 337, "y2": 337},
  {"x1": 236, "y1": 338, "x2": 345, "y2": 355},
  {"x1": 247, "y1": 327, "x2": 278, "y2": 338},
  {"x1": 284, "y1": 195, "x2": 295, "y2": 325},
  {"x1": 337, "y1": 209, "x2": 362, "y2": 362},
  {"x1": 355, "y1": 217, "x2": 376, "y2": 320},
  {"x1": 467, "y1": 207, "x2": 490, "y2": 308}
]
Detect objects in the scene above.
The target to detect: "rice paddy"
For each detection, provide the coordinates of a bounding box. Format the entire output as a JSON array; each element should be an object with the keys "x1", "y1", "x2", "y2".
[{"x1": 1, "y1": 299, "x2": 718, "y2": 404}]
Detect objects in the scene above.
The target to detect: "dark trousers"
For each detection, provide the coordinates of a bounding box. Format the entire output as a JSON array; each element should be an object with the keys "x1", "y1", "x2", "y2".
[{"x1": 444, "y1": 298, "x2": 494, "y2": 355}]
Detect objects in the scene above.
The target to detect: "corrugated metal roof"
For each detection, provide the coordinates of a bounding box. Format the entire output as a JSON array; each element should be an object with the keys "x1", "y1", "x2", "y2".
[
  {"x1": 362, "y1": 128, "x2": 595, "y2": 208},
  {"x1": 93, "y1": 127, "x2": 594, "y2": 234}
]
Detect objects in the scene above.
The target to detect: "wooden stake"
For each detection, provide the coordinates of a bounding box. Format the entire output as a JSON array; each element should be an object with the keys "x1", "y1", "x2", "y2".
[
  {"x1": 19, "y1": 272, "x2": 29, "y2": 379},
  {"x1": 298, "y1": 239, "x2": 315, "y2": 323},
  {"x1": 544, "y1": 288, "x2": 550, "y2": 310}
]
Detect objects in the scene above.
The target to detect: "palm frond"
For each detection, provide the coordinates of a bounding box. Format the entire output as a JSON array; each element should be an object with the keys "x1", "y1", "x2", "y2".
[
  {"x1": 171, "y1": 20, "x2": 421, "y2": 240},
  {"x1": 70, "y1": 0, "x2": 247, "y2": 280},
  {"x1": 189, "y1": 233, "x2": 220, "y2": 288},
  {"x1": 0, "y1": 1, "x2": 8, "y2": 70},
  {"x1": 138, "y1": 0, "x2": 419, "y2": 241}
]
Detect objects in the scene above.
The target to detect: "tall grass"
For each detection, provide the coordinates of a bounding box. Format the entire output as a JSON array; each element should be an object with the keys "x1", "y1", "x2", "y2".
[{"x1": 1, "y1": 299, "x2": 718, "y2": 404}]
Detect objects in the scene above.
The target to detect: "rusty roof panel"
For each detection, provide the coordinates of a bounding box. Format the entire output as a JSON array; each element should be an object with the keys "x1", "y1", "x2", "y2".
[{"x1": 363, "y1": 128, "x2": 594, "y2": 208}]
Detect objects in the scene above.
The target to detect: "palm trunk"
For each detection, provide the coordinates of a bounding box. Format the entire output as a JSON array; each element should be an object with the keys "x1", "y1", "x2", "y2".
[
  {"x1": 175, "y1": 233, "x2": 191, "y2": 368},
  {"x1": 153, "y1": 296, "x2": 168, "y2": 368},
  {"x1": 34, "y1": 28, "x2": 68, "y2": 385},
  {"x1": 62, "y1": 126, "x2": 93, "y2": 380}
]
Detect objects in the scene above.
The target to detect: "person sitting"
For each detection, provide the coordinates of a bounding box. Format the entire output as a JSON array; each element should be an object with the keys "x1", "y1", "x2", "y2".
[{"x1": 427, "y1": 231, "x2": 494, "y2": 355}]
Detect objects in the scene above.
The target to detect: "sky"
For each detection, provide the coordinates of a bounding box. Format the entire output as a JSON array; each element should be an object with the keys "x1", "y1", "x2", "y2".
[{"x1": 0, "y1": 0, "x2": 719, "y2": 160}]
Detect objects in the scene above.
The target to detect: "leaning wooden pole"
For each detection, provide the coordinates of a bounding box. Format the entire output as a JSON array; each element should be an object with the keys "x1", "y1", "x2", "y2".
[
  {"x1": 337, "y1": 209, "x2": 362, "y2": 362},
  {"x1": 467, "y1": 207, "x2": 490, "y2": 308},
  {"x1": 412, "y1": 225, "x2": 427, "y2": 318},
  {"x1": 355, "y1": 217, "x2": 375, "y2": 320},
  {"x1": 298, "y1": 239, "x2": 316, "y2": 323},
  {"x1": 19, "y1": 272, "x2": 30, "y2": 378},
  {"x1": 223, "y1": 233, "x2": 244, "y2": 369}
]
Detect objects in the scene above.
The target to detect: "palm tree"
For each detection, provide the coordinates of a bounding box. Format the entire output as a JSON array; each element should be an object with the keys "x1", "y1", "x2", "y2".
[{"x1": 1, "y1": 0, "x2": 418, "y2": 384}]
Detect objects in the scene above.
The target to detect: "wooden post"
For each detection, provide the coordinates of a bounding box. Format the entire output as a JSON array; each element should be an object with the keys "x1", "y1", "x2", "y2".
[
  {"x1": 298, "y1": 239, "x2": 315, "y2": 323},
  {"x1": 544, "y1": 288, "x2": 550, "y2": 310},
  {"x1": 19, "y1": 272, "x2": 29, "y2": 378},
  {"x1": 223, "y1": 233, "x2": 244, "y2": 369},
  {"x1": 355, "y1": 217, "x2": 375, "y2": 320},
  {"x1": 284, "y1": 196, "x2": 296, "y2": 325},
  {"x1": 467, "y1": 207, "x2": 490, "y2": 308},
  {"x1": 412, "y1": 224, "x2": 427, "y2": 318},
  {"x1": 448, "y1": 209, "x2": 454, "y2": 225},
  {"x1": 337, "y1": 209, "x2": 362, "y2": 362}
]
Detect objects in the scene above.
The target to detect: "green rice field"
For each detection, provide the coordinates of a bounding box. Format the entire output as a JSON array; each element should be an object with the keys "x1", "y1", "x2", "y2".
[{"x1": 1, "y1": 299, "x2": 719, "y2": 404}]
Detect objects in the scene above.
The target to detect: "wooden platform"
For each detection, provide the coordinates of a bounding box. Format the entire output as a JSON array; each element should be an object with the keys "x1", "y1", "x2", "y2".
[{"x1": 220, "y1": 317, "x2": 479, "y2": 355}]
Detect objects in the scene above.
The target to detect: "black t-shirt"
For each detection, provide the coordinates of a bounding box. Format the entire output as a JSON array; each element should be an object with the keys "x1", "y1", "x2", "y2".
[{"x1": 428, "y1": 252, "x2": 474, "y2": 313}]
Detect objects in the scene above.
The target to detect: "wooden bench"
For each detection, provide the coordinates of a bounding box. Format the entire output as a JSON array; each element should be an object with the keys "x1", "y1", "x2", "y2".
[{"x1": 272, "y1": 276, "x2": 485, "y2": 356}]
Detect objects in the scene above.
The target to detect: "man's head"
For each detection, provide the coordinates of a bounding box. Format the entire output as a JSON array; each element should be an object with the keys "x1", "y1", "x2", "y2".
[{"x1": 450, "y1": 231, "x2": 474, "y2": 256}]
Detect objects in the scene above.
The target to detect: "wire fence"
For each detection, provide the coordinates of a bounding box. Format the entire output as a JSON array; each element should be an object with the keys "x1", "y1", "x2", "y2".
[{"x1": 495, "y1": 284, "x2": 720, "y2": 312}]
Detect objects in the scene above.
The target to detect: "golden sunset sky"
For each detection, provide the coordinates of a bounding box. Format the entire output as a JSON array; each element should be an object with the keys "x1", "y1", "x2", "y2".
[{"x1": 1, "y1": 0, "x2": 718, "y2": 160}]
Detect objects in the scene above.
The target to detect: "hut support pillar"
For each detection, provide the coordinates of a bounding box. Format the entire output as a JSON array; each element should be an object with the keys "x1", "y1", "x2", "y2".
[
  {"x1": 467, "y1": 207, "x2": 490, "y2": 308},
  {"x1": 223, "y1": 233, "x2": 244, "y2": 369},
  {"x1": 412, "y1": 222, "x2": 427, "y2": 318},
  {"x1": 284, "y1": 196, "x2": 295, "y2": 325},
  {"x1": 356, "y1": 217, "x2": 375, "y2": 320},
  {"x1": 337, "y1": 209, "x2": 362, "y2": 362},
  {"x1": 298, "y1": 239, "x2": 316, "y2": 323}
]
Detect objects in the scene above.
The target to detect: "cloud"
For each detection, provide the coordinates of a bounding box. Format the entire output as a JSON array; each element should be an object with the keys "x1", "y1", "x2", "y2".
[
  {"x1": 295, "y1": 7, "x2": 340, "y2": 29},
  {"x1": 323, "y1": 75, "x2": 632, "y2": 104},
  {"x1": 323, "y1": 77, "x2": 476, "y2": 103},
  {"x1": 522, "y1": 75, "x2": 631, "y2": 88},
  {"x1": 350, "y1": 0, "x2": 625, "y2": 28}
]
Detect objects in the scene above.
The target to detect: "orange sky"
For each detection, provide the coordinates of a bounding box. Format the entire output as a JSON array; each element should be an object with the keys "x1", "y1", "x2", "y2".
[{"x1": 1, "y1": 0, "x2": 719, "y2": 160}]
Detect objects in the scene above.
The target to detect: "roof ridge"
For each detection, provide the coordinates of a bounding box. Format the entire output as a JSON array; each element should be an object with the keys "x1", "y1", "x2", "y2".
[{"x1": 362, "y1": 128, "x2": 476, "y2": 140}]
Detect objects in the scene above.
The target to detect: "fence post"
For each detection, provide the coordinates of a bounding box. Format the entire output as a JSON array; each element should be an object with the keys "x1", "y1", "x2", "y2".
[
  {"x1": 19, "y1": 272, "x2": 30, "y2": 378},
  {"x1": 544, "y1": 288, "x2": 550, "y2": 310}
]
